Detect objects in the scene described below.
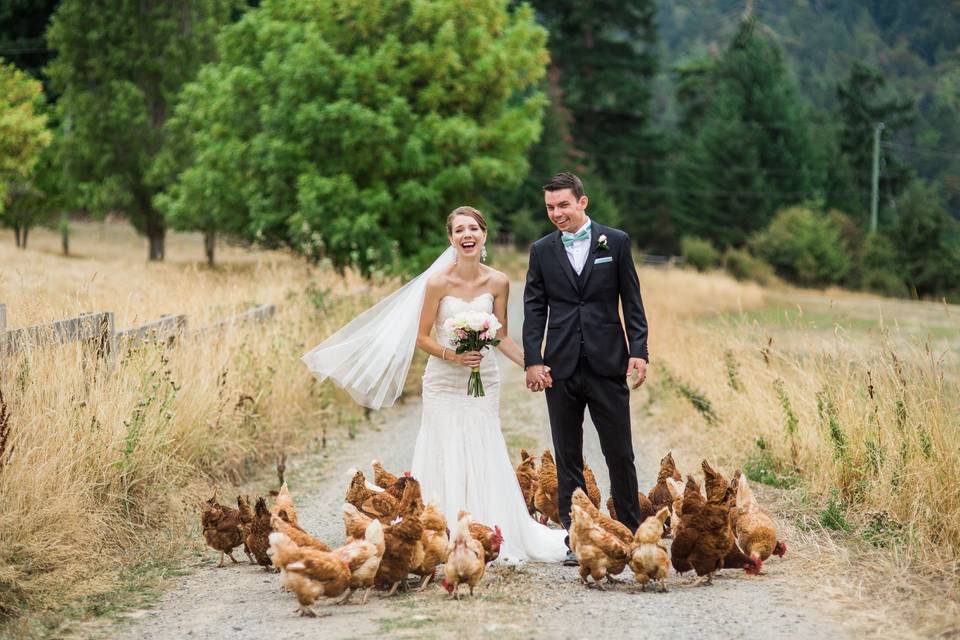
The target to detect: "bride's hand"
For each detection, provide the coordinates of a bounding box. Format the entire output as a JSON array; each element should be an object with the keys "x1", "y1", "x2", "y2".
[{"x1": 457, "y1": 350, "x2": 484, "y2": 368}]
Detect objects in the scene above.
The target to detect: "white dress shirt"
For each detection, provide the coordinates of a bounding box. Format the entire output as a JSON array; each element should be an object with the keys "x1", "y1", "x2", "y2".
[{"x1": 564, "y1": 218, "x2": 592, "y2": 275}]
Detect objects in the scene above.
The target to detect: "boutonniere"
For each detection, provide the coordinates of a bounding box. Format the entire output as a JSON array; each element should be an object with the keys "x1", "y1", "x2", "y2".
[{"x1": 596, "y1": 234, "x2": 609, "y2": 251}]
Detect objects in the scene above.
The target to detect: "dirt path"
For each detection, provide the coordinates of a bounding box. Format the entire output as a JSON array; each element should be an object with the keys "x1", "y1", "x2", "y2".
[{"x1": 108, "y1": 285, "x2": 857, "y2": 640}]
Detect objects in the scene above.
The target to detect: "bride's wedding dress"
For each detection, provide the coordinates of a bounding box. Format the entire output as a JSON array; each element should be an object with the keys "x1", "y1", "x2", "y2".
[{"x1": 410, "y1": 292, "x2": 568, "y2": 563}]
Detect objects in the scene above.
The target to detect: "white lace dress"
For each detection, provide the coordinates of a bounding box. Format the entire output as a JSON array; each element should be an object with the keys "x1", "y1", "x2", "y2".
[{"x1": 410, "y1": 292, "x2": 568, "y2": 563}]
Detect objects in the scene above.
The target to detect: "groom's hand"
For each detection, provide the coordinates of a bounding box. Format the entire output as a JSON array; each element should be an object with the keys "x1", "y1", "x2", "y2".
[
  {"x1": 525, "y1": 365, "x2": 552, "y2": 392},
  {"x1": 627, "y1": 358, "x2": 648, "y2": 389}
]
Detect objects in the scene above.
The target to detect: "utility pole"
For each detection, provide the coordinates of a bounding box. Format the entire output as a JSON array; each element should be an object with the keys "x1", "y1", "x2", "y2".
[{"x1": 870, "y1": 122, "x2": 885, "y2": 233}]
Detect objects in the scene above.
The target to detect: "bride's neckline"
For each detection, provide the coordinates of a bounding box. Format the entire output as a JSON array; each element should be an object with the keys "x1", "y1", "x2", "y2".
[{"x1": 440, "y1": 291, "x2": 494, "y2": 305}]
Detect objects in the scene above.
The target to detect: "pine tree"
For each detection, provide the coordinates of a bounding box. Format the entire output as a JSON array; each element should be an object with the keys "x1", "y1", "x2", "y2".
[
  {"x1": 833, "y1": 62, "x2": 915, "y2": 224},
  {"x1": 529, "y1": 0, "x2": 663, "y2": 246}
]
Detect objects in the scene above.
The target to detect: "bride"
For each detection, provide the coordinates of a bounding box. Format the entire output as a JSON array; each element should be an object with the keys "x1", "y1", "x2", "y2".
[{"x1": 301, "y1": 206, "x2": 567, "y2": 563}]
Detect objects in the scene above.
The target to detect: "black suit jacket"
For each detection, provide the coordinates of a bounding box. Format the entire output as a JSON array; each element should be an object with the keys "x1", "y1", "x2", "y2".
[{"x1": 522, "y1": 222, "x2": 649, "y2": 380}]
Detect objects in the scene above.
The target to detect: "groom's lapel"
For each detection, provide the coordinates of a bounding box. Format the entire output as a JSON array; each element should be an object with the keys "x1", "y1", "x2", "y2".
[
  {"x1": 551, "y1": 232, "x2": 580, "y2": 292},
  {"x1": 578, "y1": 223, "x2": 601, "y2": 291}
]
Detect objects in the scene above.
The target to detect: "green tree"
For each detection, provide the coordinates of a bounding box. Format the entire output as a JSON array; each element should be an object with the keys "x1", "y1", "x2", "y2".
[
  {"x1": 0, "y1": 58, "x2": 51, "y2": 234},
  {"x1": 750, "y1": 206, "x2": 852, "y2": 287},
  {"x1": 528, "y1": 0, "x2": 664, "y2": 247},
  {"x1": 46, "y1": 0, "x2": 236, "y2": 261},
  {"x1": 886, "y1": 182, "x2": 960, "y2": 299},
  {"x1": 158, "y1": 0, "x2": 548, "y2": 274},
  {"x1": 670, "y1": 18, "x2": 820, "y2": 247},
  {"x1": 832, "y1": 62, "x2": 915, "y2": 221},
  {"x1": 0, "y1": 1, "x2": 59, "y2": 82}
]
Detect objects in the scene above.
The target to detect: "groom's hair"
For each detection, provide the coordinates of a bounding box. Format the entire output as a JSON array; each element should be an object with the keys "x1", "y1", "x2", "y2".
[{"x1": 543, "y1": 172, "x2": 584, "y2": 199}]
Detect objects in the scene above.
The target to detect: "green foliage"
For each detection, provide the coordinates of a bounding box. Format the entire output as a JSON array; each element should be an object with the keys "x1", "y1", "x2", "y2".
[
  {"x1": 742, "y1": 451, "x2": 799, "y2": 490},
  {"x1": 723, "y1": 350, "x2": 743, "y2": 392},
  {"x1": 721, "y1": 246, "x2": 772, "y2": 285},
  {"x1": 820, "y1": 491, "x2": 851, "y2": 532},
  {"x1": 528, "y1": 0, "x2": 665, "y2": 249},
  {"x1": 886, "y1": 181, "x2": 960, "y2": 299},
  {"x1": 859, "y1": 232, "x2": 908, "y2": 296},
  {"x1": 750, "y1": 206, "x2": 852, "y2": 287},
  {"x1": 671, "y1": 19, "x2": 820, "y2": 248},
  {"x1": 159, "y1": 0, "x2": 548, "y2": 275},
  {"x1": 46, "y1": 0, "x2": 236, "y2": 260},
  {"x1": 0, "y1": 58, "x2": 51, "y2": 209},
  {"x1": 680, "y1": 235, "x2": 719, "y2": 272},
  {"x1": 832, "y1": 63, "x2": 915, "y2": 220},
  {"x1": 660, "y1": 365, "x2": 718, "y2": 426}
]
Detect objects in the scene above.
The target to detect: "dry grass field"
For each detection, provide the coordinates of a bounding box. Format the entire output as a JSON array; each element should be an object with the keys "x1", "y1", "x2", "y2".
[{"x1": 1, "y1": 222, "x2": 957, "y2": 636}]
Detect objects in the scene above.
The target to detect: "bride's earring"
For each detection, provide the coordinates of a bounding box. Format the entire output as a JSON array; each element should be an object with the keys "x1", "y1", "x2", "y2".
[{"x1": 481, "y1": 245, "x2": 488, "y2": 262}]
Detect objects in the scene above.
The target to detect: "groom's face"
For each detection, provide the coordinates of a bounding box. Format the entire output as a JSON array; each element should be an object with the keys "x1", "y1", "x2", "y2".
[{"x1": 544, "y1": 188, "x2": 589, "y2": 233}]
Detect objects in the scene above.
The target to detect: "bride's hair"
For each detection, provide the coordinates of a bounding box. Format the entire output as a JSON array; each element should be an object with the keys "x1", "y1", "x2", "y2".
[{"x1": 447, "y1": 206, "x2": 487, "y2": 235}]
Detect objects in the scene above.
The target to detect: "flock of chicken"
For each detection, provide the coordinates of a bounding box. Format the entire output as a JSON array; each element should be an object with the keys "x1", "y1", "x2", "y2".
[{"x1": 199, "y1": 451, "x2": 786, "y2": 617}]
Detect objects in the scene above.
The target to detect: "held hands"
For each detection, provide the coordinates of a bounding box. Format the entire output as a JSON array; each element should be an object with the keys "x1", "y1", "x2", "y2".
[
  {"x1": 627, "y1": 358, "x2": 648, "y2": 389},
  {"x1": 525, "y1": 364, "x2": 553, "y2": 392}
]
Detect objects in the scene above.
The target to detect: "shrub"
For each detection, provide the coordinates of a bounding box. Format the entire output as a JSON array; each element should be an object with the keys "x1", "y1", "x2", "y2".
[
  {"x1": 722, "y1": 246, "x2": 773, "y2": 284},
  {"x1": 859, "y1": 233, "x2": 908, "y2": 297},
  {"x1": 750, "y1": 206, "x2": 851, "y2": 287},
  {"x1": 681, "y1": 235, "x2": 720, "y2": 272}
]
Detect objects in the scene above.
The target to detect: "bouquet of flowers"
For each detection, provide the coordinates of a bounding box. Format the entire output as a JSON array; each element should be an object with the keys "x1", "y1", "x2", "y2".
[{"x1": 442, "y1": 310, "x2": 502, "y2": 397}]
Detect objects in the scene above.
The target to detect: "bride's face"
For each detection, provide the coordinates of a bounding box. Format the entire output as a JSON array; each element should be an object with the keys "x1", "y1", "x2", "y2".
[{"x1": 449, "y1": 215, "x2": 486, "y2": 260}]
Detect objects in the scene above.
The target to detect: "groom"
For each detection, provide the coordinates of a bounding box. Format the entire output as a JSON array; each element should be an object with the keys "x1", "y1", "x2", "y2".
[{"x1": 522, "y1": 171, "x2": 649, "y2": 565}]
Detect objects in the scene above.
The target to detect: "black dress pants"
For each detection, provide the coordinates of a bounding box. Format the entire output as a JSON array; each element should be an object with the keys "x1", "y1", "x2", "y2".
[{"x1": 545, "y1": 356, "x2": 642, "y2": 537}]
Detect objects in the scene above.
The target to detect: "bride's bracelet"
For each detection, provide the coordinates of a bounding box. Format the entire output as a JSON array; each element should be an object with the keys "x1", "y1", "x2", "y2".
[{"x1": 441, "y1": 347, "x2": 447, "y2": 361}]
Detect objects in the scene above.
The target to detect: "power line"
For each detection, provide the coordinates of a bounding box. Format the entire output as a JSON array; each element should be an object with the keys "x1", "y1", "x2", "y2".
[{"x1": 881, "y1": 141, "x2": 960, "y2": 161}]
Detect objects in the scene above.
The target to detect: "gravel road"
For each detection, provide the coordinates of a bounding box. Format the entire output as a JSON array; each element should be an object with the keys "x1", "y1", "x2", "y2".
[{"x1": 108, "y1": 285, "x2": 856, "y2": 640}]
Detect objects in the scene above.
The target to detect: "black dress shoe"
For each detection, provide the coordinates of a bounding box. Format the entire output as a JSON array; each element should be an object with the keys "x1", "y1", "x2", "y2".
[{"x1": 562, "y1": 550, "x2": 579, "y2": 566}]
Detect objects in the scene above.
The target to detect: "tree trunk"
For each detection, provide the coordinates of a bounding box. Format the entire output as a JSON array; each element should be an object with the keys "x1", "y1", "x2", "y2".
[
  {"x1": 145, "y1": 209, "x2": 166, "y2": 261},
  {"x1": 21, "y1": 225, "x2": 28, "y2": 249},
  {"x1": 14, "y1": 225, "x2": 21, "y2": 248},
  {"x1": 204, "y1": 230, "x2": 215, "y2": 267},
  {"x1": 62, "y1": 225, "x2": 70, "y2": 256}
]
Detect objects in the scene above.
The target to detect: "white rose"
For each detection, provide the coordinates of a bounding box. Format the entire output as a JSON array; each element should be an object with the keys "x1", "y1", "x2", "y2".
[{"x1": 465, "y1": 311, "x2": 488, "y2": 332}]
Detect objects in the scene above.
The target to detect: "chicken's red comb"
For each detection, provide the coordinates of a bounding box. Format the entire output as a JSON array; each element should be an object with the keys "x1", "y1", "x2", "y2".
[
  {"x1": 403, "y1": 471, "x2": 412, "y2": 477},
  {"x1": 494, "y1": 525, "x2": 503, "y2": 540}
]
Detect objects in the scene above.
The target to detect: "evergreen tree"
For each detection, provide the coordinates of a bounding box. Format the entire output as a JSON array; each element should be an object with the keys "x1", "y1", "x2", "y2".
[
  {"x1": 46, "y1": 0, "x2": 236, "y2": 261},
  {"x1": 671, "y1": 18, "x2": 819, "y2": 247},
  {"x1": 529, "y1": 0, "x2": 663, "y2": 246},
  {"x1": 157, "y1": 0, "x2": 549, "y2": 274},
  {"x1": 833, "y1": 62, "x2": 915, "y2": 224},
  {"x1": 0, "y1": 1, "x2": 58, "y2": 81}
]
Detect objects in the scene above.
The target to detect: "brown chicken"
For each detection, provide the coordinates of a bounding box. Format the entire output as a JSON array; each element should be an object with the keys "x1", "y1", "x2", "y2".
[
  {"x1": 414, "y1": 502, "x2": 450, "y2": 589},
  {"x1": 701, "y1": 459, "x2": 730, "y2": 503},
  {"x1": 201, "y1": 493, "x2": 244, "y2": 567},
  {"x1": 333, "y1": 518, "x2": 386, "y2": 605},
  {"x1": 570, "y1": 504, "x2": 630, "y2": 589},
  {"x1": 582, "y1": 459, "x2": 602, "y2": 508},
  {"x1": 270, "y1": 482, "x2": 298, "y2": 526},
  {"x1": 629, "y1": 507, "x2": 671, "y2": 591},
  {"x1": 236, "y1": 495, "x2": 258, "y2": 564},
  {"x1": 270, "y1": 511, "x2": 331, "y2": 553},
  {"x1": 648, "y1": 452, "x2": 682, "y2": 530},
  {"x1": 574, "y1": 488, "x2": 632, "y2": 546},
  {"x1": 346, "y1": 468, "x2": 399, "y2": 524},
  {"x1": 735, "y1": 474, "x2": 787, "y2": 571},
  {"x1": 242, "y1": 497, "x2": 274, "y2": 568},
  {"x1": 376, "y1": 478, "x2": 425, "y2": 595},
  {"x1": 515, "y1": 451, "x2": 539, "y2": 517},
  {"x1": 371, "y1": 459, "x2": 398, "y2": 489},
  {"x1": 268, "y1": 532, "x2": 350, "y2": 616},
  {"x1": 606, "y1": 492, "x2": 657, "y2": 526},
  {"x1": 343, "y1": 502, "x2": 374, "y2": 541},
  {"x1": 570, "y1": 489, "x2": 628, "y2": 582},
  {"x1": 535, "y1": 450, "x2": 560, "y2": 525},
  {"x1": 456, "y1": 509, "x2": 503, "y2": 564},
  {"x1": 442, "y1": 513, "x2": 485, "y2": 599},
  {"x1": 671, "y1": 476, "x2": 749, "y2": 584},
  {"x1": 670, "y1": 478, "x2": 688, "y2": 540}
]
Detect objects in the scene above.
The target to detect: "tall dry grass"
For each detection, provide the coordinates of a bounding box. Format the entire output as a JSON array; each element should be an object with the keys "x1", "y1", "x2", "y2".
[
  {"x1": 0, "y1": 224, "x2": 396, "y2": 626},
  {"x1": 643, "y1": 268, "x2": 960, "y2": 633}
]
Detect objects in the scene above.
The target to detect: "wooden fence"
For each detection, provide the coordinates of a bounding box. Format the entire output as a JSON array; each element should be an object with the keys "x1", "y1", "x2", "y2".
[{"x1": 0, "y1": 302, "x2": 276, "y2": 361}]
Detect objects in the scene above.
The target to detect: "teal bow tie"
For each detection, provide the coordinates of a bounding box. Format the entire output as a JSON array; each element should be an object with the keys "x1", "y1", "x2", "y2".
[{"x1": 561, "y1": 226, "x2": 591, "y2": 247}]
